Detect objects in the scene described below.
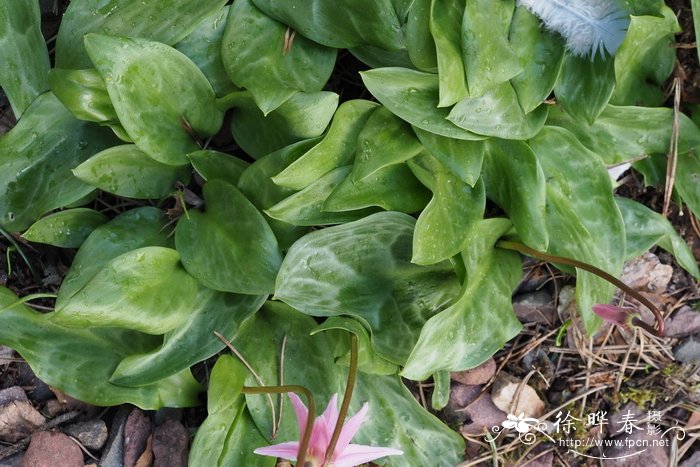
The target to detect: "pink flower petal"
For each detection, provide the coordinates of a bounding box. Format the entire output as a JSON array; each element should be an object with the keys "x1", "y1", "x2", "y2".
[
  {"x1": 333, "y1": 443, "x2": 404, "y2": 467},
  {"x1": 592, "y1": 304, "x2": 633, "y2": 326},
  {"x1": 288, "y1": 393, "x2": 308, "y2": 438},
  {"x1": 253, "y1": 441, "x2": 300, "y2": 460},
  {"x1": 332, "y1": 402, "x2": 369, "y2": 459}
]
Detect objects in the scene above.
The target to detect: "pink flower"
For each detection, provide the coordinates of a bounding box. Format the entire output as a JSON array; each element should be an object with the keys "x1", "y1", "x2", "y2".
[
  {"x1": 254, "y1": 393, "x2": 403, "y2": 467},
  {"x1": 592, "y1": 304, "x2": 638, "y2": 327}
]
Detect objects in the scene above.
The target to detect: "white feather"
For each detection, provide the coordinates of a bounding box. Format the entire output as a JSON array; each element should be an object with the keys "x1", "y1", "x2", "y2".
[{"x1": 516, "y1": 0, "x2": 630, "y2": 59}]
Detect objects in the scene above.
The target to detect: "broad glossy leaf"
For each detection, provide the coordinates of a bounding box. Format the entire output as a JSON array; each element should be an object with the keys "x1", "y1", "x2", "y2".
[
  {"x1": 510, "y1": 6, "x2": 564, "y2": 113},
  {"x1": 0, "y1": 92, "x2": 118, "y2": 232},
  {"x1": 267, "y1": 167, "x2": 379, "y2": 225},
  {"x1": 49, "y1": 68, "x2": 117, "y2": 123},
  {"x1": 403, "y1": 218, "x2": 522, "y2": 379},
  {"x1": 222, "y1": 0, "x2": 336, "y2": 114},
  {"x1": 272, "y1": 100, "x2": 379, "y2": 190},
  {"x1": 274, "y1": 211, "x2": 460, "y2": 364},
  {"x1": 547, "y1": 105, "x2": 700, "y2": 164},
  {"x1": 85, "y1": 34, "x2": 223, "y2": 165},
  {"x1": 22, "y1": 208, "x2": 108, "y2": 248},
  {"x1": 0, "y1": 287, "x2": 200, "y2": 408},
  {"x1": 56, "y1": 0, "x2": 228, "y2": 69},
  {"x1": 529, "y1": 127, "x2": 625, "y2": 334},
  {"x1": 112, "y1": 292, "x2": 265, "y2": 386},
  {"x1": 554, "y1": 53, "x2": 616, "y2": 124},
  {"x1": 235, "y1": 302, "x2": 465, "y2": 465},
  {"x1": 189, "y1": 150, "x2": 249, "y2": 185},
  {"x1": 615, "y1": 198, "x2": 699, "y2": 278},
  {"x1": 406, "y1": 0, "x2": 438, "y2": 71},
  {"x1": 409, "y1": 153, "x2": 486, "y2": 265},
  {"x1": 176, "y1": 180, "x2": 282, "y2": 295},
  {"x1": 611, "y1": 9, "x2": 678, "y2": 106},
  {"x1": 53, "y1": 247, "x2": 200, "y2": 334},
  {"x1": 676, "y1": 149, "x2": 700, "y2": 218},
  {"x1": 175, "y1": 5, "x2": 237, "y2": 96},
  {"x1": 361, "y1": 68, "x2": 486, "y2": 140},
  {"x1": 231, "y1": 91, "x2": 338, "y2": 159},
  {"x1": 481, "y1": 139, "x2": 548, "y2": 250},
  {"x1": 0, "y1": 0, "x2": 50, "y2": 118},
  {"x1": 349, "y1": 44, "x2": 415, "y2": 69},
  {"x1": 463, "y1": 0, "x2": 522, "y2": 97},
  {"x1": 250, "y1": 0, "x2": 404, "y2": 49},
  {"x1": 56, "y1": 207, "x2": 172, "y2": 307},
  {"x1": 413, "y1": 127, "x2": 485, "y2": 186},
  {"x1": 73, "y1": 144, "x2": 190, "y2": 199},
  {"x1": 447, "y1": 82, "x2": 548, "y2": 139},
  {"x1": 351, "y1": 106, "x2": 423, "y2": 182},
  {"x1": 430, "y1": 0, "x2": 468, "y2": 107}
]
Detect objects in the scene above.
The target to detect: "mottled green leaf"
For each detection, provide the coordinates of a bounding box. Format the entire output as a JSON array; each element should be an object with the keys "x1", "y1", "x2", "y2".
[
  {"x1": 222, "y1": 0, "x2": 336, "y2": 114},
  {"x1": 406, "y1": 0, "x2": 438, "y2": 71},
  {"x1": 0, "y1": 0, "x2": 50, "y2": 118},
  {"x1": 481, "y1": 139, "x2": 548, "y2": 251},
  {"x1": 112, "y1": 292, "x2": 265, "y2": 386},
  {"x1": 189, "y1": 150, "x2": 249, "y2": 185},
  {"x1": 53, "y1": 247, "x2": 201, "y2": 334},
  {"x1": 409, "y1": 153, "x2": 486, "y2": 265},
  {"x1": 175, "y1": 5, "x2": 237, "y2": 96},
  {"x1": 230, "y1": 91, "x2": 338, "y2": 159},
  {"x1": 85, "y1": 34, "x2": 223, "y2": 165},
  {"x1": 447, "y1": 82, "x2": 548, "y2": 139},
  {"x1": 49, "y1": 68, "x2": 117, "y2": 123},
  {"x1": 250, "y1": 0, "x2": 404, "y2": 50},
  {"x1": 431, "y1": 371, "x2": 451, "y2": 410},
  {"x1": 676, "y1": 149, "x2": 700, "y2": 218},
  {"x1": 272, "y1": 100, "x2": 378, "y2": 190},
  {"x1": 413, "y1": 127, "x2": 485, "y2": 186},
  {"x1": 615, "y1": 198, "x2": 699, "y2": 278},
  {"x1": 56, "y1": 0, "x2": 228, "y2": 69},
  {"x1": 56, "y1": 207, "x2": 172, "y2": 307},
  {"x1": 73, "y1": 144, "x2": 191, "y2": 199},
  {"x1": 554, "y1": 53, "x2": 616, "y2": 124},
  {"x1": 403, "y1": 218, "x2": 522, "y2": 379},
  {"x1": 22, "y1": 209, "x2": 108, "y2": 248},
  {"x1": 462, "y1": 0, "x2": 522, "y2": 97},
  {"x1": 509, "y1": 6, "x2": 564, "y2": 113},
  {"x1": 0, "y1": 92, "x2": 117, "y2": 232},
  {"x1": 349, "y1": 44, "x2": 414, "y2": 69},
  {"x1": 361, "y1": 68, "x2": 486, "y2": 140},
  {"x1": 0, "y1": 287, "x2": 200, "y2": 408},
  {"x1": 274, "y1": 212, "x2": 460, "y2": 364},
  {"x1": 430, "y1": 0, "x2": 468, "y2": 107},
  {"x1": 176, "y1": 180, "x2": 282, "y2": 295}
]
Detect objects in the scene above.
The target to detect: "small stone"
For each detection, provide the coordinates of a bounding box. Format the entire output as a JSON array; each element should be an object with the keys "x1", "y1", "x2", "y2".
[
  {"x1": 124, "y1": 409, "x2": 152, "y2": 467},
  {"x1": 442, "y1": 384, "x2": 483, "y2": 425},
  {"x1": 620, "y1": 252, "x2": 673, "y2": 293},
  {"x1": 0, "y1": 452, "x2": 23, "y2": 467},
  {"x1": 680, "y1": 450, "x2": 700, "y2": 467},
  {"x1": 451, "y1": 359, "x2": 496, "y2": 385},
  {"x1": 44, "y1": 388, "x2": 93, "y2": 416},
  {"x1": 0, "y1": 387, "x2": 28, "y2": 406},
  {"x1": 152, "y1": 419, "x2": 189, "y2": 467},
  {"x1": 673, "y1": 337, "x2": 700, "y2": 364},
  {"x1": 513, "y1": 291, "x2": 556, "y2": 325},
  {"x1": 665, "y1": 305, "x2": 700, "y2": 338},
  {"x1": 64, "y1": 419, "x2": 108, "y2": 451},
  {"x1": 21, "y1": 431, "x2": 83, "y2": 467},
  {"x1": 0, "y1": 400, "x2": 46, "y2": 442},
  {"x1": 459, "y1": 392, "x2": 507, "y2": 436},
  {"x1": 491, "y1": 373, "x2": 545, "y2": 419},
  {"x1": 604, "y1": 429, "x2": 669, "y2": 466},
  {"x1": 100, "y1": 406, "x2": 130, "y2": 467}
]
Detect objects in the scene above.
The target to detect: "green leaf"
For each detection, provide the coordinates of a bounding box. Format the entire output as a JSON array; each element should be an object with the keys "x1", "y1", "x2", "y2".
[
  {"x1": 73, "y1": 144, "x2": 191, "y2": 199},
  {"x1": 56, "y1": 207, "x2": 172, "y2": 307},
  {"x1": 175, "y1": 5, "x2": 238, "y2": 96},
  {"x1": 349, "y1": 44, "x2": 415, "y2": 69},
  {"x1": 361, "y1": 68, "x2": 486, "y2": 140},
  {"x1": 547, "y1": 105, "x2": 700, "y2": 164},
  {"x1": 250, "y1": 0, "x2": 404, "y2": 49},
  {"x1": 222, "y1": 0, "x2": 336, "y2": 114},
  {"x1": 554, "y1": 53, "x2": 616, "y2": 124},
  {"x1": 272, "y1": 100, "x2": 379, "y2": 190},
  {"x1": 52, "y1": 247, "x2": 201, "y2": 334},
  {"x1": 274, "y1": 211, "x2": 460, "y2": 364},
  {"x1": 49, "y1": 68, "x2": 117, "y2": 123},
  {"x1": 676, "y1": 149, "x2": 700, "y2": 219},
  {"x1": 0, "y1": 0, "x2": 50, "y2": 118},
  {"x1": 189, "y1": 150, "x2": 249, "y2": 186},
  {"x1": 481, "y1": 139, "x2": 548, "y2": 251},
  {"x1": 230, "y1": 91, "x2": 338, "y2": 159},
  {"x1": 0, "y1": 92, "x2": 118, "y2": 232},
  {"x1": 430, "y1": 0, "x2": 468, "y2": 107},
  {"x1": 409, "y1": 153, "x2": 486, "y2": 265},
  {"x1": 85, "y1": 34, "x2": 223, "y2": 165},
  {"x1": 509, "y1": 6, "x2": 564, "y2": 113},
  {"x1": 615, "y1": 198, "x2": 699, "y2": 278},
  {"x1": 431, "y1": 370, "x2": 451, "y2": 410},
  {"x1": 176, "y1": 180, "x2": 282, "y2": 295},
  {"x1": 0, "y1": 287, "x2": 200, "y2": 408},
  {"x1": 447, "y1": 82, "x2": 548, "y2": 139},
  {"x1": 56, "y1": 0, "x2": 228, "y2": 69},
  {"x1": 405, "y1": 0, "x2": 438, "y2": 71},
  {"x1": 403, "y1": 218, "x2": 522, "y2": 379},
  {"x1": 22, "y1": 209, "x2": 108, "y2": 248},
  {"x1": 111, "y1": 292, "x2": 265, "y2": 386},
  {"x1": 462, "y1": 0, "x2": 522, "y2": 97},
  {"x1": 611, "y1": 9, "x2": 679, "y2": 106},
  {"x1": 413, "y1": 127, "x2": 485, "y2": 186},
  {"x1": 529, "y1": 127, "x2": 626, "y2": 334}
]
